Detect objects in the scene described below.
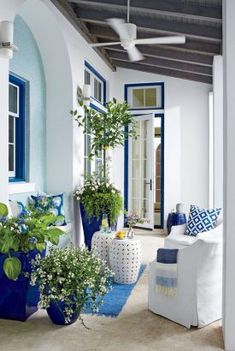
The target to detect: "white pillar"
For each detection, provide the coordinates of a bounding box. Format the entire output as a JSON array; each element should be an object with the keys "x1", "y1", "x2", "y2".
[
  {"x1": 0, "y1": 58, "x2": 9, "y2": 203},
  {"x1": 213, "y1": 55, "x2": 223, "y2": 209},
  {"x1": 223, "y1": 1, "x2": 235, "y2": 350},
  {"x1": 0, "y1": 0, "x2": 26, "y2": 203}
]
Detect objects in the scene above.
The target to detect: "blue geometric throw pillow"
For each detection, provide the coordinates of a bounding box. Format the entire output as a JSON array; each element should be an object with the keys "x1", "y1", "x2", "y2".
[
  {"x1": 185, "y1": 205, "x2": 221, "y2": 236},
  {"x1": 17, "y1": 201, "x2": 31, "y2": 217},
  {"x1": 31, "y1": 193, "x2": 66, "y2": 226}
]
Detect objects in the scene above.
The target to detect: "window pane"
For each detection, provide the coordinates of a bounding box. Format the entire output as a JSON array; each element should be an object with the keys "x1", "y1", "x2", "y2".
[
  {"x1": 132, "y1": 89, "x2": 144, "y2": 107},
  {"x1": 9, "y1": 144, "x2": 14, "y2": 172},
  {"x1": 94, "y1": 78, "x2": 102, "y2": 102},
  {"x1": 9, "y1": 84, "x2": 18, "y2": 114},
  {"x1": 9, "y1": 116, "x2": 14, "y2": 143},
  {"x1": 145, "y1": 88, "x2": 156, "y2": 107},
  {"x1": 84, "y1": 70, "x2": 90, "y2": 85}
]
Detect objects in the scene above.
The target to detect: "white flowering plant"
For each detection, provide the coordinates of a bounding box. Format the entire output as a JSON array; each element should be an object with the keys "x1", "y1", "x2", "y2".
[
  {"x1": 31, "y1": 247, "x2": 113, "y2": 325},
  {"x1": 74, "y1": 173, "x2": 123, "y2": 225}
]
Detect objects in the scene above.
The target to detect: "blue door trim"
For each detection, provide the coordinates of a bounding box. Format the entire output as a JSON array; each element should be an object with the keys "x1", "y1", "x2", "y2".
[
  {"x1": 124, "y1": 112, "x2": 165, "y2": 229},
  {"x1": 9, "y1": 73, "x2": 26, "y2": 182}
]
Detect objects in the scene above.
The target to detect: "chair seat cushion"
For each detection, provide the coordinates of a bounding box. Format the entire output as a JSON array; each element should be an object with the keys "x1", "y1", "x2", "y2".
[{"x1": 165, "y1": 231, "x2": 197, "y2": 248}]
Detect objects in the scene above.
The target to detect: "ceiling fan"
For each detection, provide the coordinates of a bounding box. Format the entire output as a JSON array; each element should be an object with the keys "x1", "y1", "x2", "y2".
[{"x1": 90, "y1": 0, "x2": 186, "y2": 62}]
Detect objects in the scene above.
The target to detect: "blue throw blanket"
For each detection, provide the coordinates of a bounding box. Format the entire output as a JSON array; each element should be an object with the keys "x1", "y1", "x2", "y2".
[{"x1": 156, "y1": 248, "x2": 178, "y2": 296}]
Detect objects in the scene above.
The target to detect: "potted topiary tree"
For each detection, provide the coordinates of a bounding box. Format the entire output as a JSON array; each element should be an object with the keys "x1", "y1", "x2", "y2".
[{"x1": 71, "y1": 98, "x2": 137, "y2": 248}]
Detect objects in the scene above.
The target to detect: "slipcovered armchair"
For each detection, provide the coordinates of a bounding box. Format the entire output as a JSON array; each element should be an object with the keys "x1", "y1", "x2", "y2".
[
  {"x1": 164, "y1": 218, "x2": 223, "y2": 249},
  {"x1": 148, "y1": 238, "x2": 222, "y2": 328}
]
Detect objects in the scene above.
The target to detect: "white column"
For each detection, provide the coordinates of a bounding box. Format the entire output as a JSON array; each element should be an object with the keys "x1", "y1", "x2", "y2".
[
  {"x1": 213, "y1": 55, "x2": 223, "y2": 209},
  {"x1": 0, "y1": 0, "x2": 26, "y2": 203},
  {"x1": 0, "y1": 58, "x2": 9, "y2": 203},
  {"x1": 223, "y1": 1, "x2": 235, "y2": 350}
]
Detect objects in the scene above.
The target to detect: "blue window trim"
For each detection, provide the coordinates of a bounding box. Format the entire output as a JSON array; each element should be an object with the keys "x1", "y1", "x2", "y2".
[
  {"x1": 9, "y1": 74, "x2": 26, "y2": 182},
  {"x1": 84, "y1": 60, "x2": 107, "y2": 106},
  {"x1": 89, "y1": 102, "x2": 106, "y2": 113},
  {"x1": 124, "y1": 82, "x2": 164, "y2": 110}
]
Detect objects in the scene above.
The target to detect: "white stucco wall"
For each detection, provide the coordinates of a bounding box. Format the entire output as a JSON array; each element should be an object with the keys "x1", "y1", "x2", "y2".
[{"x1": 110, "y1": 68, "x2": 211, "y2": 224}]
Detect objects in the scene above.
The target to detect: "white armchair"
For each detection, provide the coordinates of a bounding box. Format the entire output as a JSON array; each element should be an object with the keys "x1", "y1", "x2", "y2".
[
  {"x1": 148, "y1": 237, "x2": 222, "y2": 328},
  {"x1": 164, "y1": 218, "x2": 223, "y2": 249}
]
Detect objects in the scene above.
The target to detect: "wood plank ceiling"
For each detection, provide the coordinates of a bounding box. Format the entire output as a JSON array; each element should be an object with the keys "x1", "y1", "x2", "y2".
[{"x1": 51, "y1": 0, "x2": 222, "y2": 84}]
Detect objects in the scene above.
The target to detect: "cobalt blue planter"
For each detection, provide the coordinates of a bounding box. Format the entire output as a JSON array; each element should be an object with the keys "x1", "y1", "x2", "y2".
[
  {"x1": 80, "y1": 203, "x2": 101, "y2": 250},
  {"x1": 0, "y1": 249, "x2": 45, "y2": 321},
  {"x1": 167, "y1": 213, "x2": 187, "y2": 234},
  {"x1": 47, "y1": 300, "x2": 80, "y2": 325},
  {"x1": 80, "y1": 203, "x2": 117, "y2": 250}
]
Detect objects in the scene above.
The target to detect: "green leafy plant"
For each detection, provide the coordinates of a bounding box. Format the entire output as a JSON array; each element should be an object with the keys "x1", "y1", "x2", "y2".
[
  {"x1": 71, "y1": 98, "x2": 137, "y2": 179},
  {"x1": 0, "y1": 202, "x2": 63, "y2": 280},
  {"x1": 74, "y1": 173, "x2": 123, "y2": 224},
  {"x1": 31, "y1": 246, "x2": 113, "y2": 325}
]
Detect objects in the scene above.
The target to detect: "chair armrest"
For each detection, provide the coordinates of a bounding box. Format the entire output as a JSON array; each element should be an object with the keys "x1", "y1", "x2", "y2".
[
  {"x1": 168, "y1": 224, "x2": 187, "y2": 238},
  {"x1": 197, "y1": 222, "x2": 223, "y2": 242}
]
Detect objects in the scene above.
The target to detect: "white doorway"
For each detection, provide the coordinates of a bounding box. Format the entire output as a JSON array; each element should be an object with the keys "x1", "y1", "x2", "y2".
[{"x1": 127, "y1": 113, "x2": 164, "y2": 229}]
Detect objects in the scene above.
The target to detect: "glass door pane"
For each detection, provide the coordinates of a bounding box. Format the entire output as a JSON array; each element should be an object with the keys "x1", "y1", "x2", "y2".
[
  {"x1": 129, "y1": 114, "x2": 154, "y2": 229},
  {"x1": 154, "y1": 118, "x2": 162, "y2": 227}
]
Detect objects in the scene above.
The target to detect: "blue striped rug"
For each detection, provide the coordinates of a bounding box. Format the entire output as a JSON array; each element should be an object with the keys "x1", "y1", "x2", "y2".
[{"x1": 85, "y1": 264, "x2": 146, "y2": 317}]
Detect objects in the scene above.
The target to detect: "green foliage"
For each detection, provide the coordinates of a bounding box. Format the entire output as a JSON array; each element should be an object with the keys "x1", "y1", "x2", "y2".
[
  {"x1": 74, "y1": 174, "x2": 123, "y2": 224},
  {"x1": 3, "y1": 257, "x2": 21, "y2": 280},
  {"x1": 0, "y1": 202, "x2": 64, "y2": 280},
  {"x1": 31, "y1": 247, "x2": 113, "y2": 324},
  {"x1": 0, "y1": 203, "x2": 8, "y2": 217},
  {"x1": 71, "y1": 98, "x2": 137, "y2": 159}
]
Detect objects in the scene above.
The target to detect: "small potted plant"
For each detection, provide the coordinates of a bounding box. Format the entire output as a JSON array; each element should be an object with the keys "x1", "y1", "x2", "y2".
[
  {"x1": 71, "y1": 98, "x2": 137, "y2": 247},
  {"x1": 0, "y1": 202, "x2": 63, "y2": 321},
  {"x1": 126, "y1": 213, "x2": 150, "y2": 239},
  {"x1": 31, "y1": 246, "x2": 113, "y2": 325}
]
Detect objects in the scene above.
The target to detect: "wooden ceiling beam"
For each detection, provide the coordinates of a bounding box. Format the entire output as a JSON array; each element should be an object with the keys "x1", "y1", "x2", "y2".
[
  {"x1": 87, "y1": 24, "x2": 221, "y2": 55},
  {"x1": 112, "y1": 60, "x2": 212, "y2": 84},
  {"x1": 108, "y1": 50, "x2": 212, "y2": 76},
  {"x1": 69, "y1": 0, "x2": 222, "y2": 22},
  {"x1": 50, "y1": 0, "x2": 116, "y2": 71},
  {"x1": 103, "y1": 45, "x2": 213, "y2": 66},
  {"x1": 72, "y1": 4, "x2": 222, "y2": 41}
]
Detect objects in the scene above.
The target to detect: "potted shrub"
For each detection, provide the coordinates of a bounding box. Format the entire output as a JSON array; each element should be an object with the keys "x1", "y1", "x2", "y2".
[
  {"x1": 31, "y1": 246, "x2": 113, "y2": 325},
  {"x1": 74, "y1": 174, "x2": 123, "y2": 249},
  {"x1": 0, "y1": 202, "x2": 63, "y2": 321},
  {"x1": 71, "y1": 98, "x2": 137, "y2": 246}
]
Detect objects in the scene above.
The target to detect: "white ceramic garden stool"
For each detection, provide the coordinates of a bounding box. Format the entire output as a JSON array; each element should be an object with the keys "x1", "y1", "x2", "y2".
[
  {"x1": 109, "y1": 238, "x2": 142, "y2": 284},
  {"x1": 91, "y1": 231, "x2": 115, "y2": 267}
]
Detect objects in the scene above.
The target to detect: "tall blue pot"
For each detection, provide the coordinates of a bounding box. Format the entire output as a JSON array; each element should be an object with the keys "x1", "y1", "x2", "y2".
[
  {"x1": 0, "y1": 249, "x2": 45, "y2": 321},
  {"x1": 80, "y1": 203, "x2": 117, "y2": 250}
]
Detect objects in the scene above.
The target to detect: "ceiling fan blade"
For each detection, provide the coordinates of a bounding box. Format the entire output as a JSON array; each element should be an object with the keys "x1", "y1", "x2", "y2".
[
  {"x1": 127, "y1": 46, "x2": 144, "y2": 62},
  {"x1": 134, "y1": 36, "x2": 186, "y2": 45},
  {"x1": 107, "y1": 18, "x2": 131, "y2": 40},
  {"x1": 90, "y1": 41, "x2": 121, "y2": 48}
]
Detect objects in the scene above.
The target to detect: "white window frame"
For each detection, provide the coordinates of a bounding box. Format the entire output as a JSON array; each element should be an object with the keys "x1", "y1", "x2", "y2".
[{"x1": 84, "y1": 67, "x2": 104, "y2": 105}]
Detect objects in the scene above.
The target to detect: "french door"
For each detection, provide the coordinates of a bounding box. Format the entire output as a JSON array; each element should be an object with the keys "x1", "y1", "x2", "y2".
[{"x1": 128, "y1": 114, "x2": 154, "y2": 229}]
